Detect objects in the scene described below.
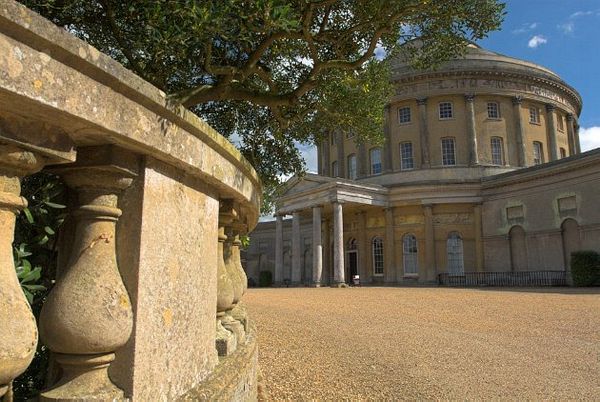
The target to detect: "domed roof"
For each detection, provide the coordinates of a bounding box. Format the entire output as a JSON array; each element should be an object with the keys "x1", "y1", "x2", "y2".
[{"x1": 392, "y1": 43, "x2": 561, "y2": 81}]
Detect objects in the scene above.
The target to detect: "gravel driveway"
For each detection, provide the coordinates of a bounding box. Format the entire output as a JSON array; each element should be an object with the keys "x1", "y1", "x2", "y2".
[{"x1": 244, "y1": 287, "x2": 599, "y2": 400}]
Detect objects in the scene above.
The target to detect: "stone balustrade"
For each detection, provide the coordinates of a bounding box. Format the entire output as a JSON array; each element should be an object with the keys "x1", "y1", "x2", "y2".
[{"x1": 0, "y1": 1, "x2": 260, "y2": 401}]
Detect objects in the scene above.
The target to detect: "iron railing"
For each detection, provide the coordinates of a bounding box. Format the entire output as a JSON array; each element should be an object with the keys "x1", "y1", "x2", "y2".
[{"x1": 438, "y1": 271, "x2": 567, "y2": 287}]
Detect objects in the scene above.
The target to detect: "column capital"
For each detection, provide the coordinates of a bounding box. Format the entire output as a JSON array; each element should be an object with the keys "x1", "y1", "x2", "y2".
[
  {"x1": 545, "y1": 103, "x2": 556, "y2": 112},
  {"x1": 464, "y1": 93, "x2": 475, "y2": 102},
  {"x1": 416, "y1": 97, "x2": 428, "y2": 106},
  {"x1": 512, "y1": 96, "x2": 523, "y2": 106}
]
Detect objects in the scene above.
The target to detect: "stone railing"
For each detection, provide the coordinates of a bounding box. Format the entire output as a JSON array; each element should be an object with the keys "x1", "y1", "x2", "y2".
[{"x1": 0, "y1": 1, "x2": 260, "y2": 401}]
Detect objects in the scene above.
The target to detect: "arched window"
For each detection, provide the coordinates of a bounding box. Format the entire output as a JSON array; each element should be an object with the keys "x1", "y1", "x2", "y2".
[
  {"x1": 347, "y1": 154, "x2": 357, "y2": 180},
  {"x1": 370, "y1": 148, "x2": 382, "y2": 175},
  {"x1": 403, "y1": 234, "x2": 418, "y2": 275},
  {"x1": 348, "y1": 238, "x2": 358, "y2": 250},
  {"x1": 491, "y1": 137, "x2": 505, "y2": 165},
  {"x1": 509, "y1": 226, "x2": 527, "y2": 271},
  {"x1": 560, "y1": 147, "x2": 567, "y2": 159},
  {"x1": 446, "y1": 232, "x2": 464, "y2": 275},
  {"x1": 372, "y1": 236, "x2": 384, "y2": 275}
]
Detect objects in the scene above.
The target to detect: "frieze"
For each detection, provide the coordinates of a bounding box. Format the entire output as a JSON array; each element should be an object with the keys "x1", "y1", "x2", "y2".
[
  {"x1": 394, "y1": 215, "x2": 425, "y2": 225},
  {"x1": 433, "y1": 213, "x2": 473, "y2": 225},
  {"x1": 367, "y1": 217, "x2": 386, "y2": 228},
  {"x1": 395, "y1": 76, "x2": 575, "y2": 110}
]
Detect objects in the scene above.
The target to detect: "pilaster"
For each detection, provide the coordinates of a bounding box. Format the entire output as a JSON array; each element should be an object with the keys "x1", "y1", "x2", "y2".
[
  {"x1": 465, "y1": 94, "x2": 479, "y2": 166},
  {"x1": 512, "y1": 96, "x2": 527, "y2": 167},
  {"x1": 417, "y1": 98, "x2": 431, "y2": 168},
  {"x1": 546, "y1": 104, "x2": 559, "y2": 161}
]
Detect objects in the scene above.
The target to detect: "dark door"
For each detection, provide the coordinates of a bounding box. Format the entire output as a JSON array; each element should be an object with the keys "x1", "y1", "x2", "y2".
[{"x1": 348, "y1": 250, "x2": 358, "y2": 283}]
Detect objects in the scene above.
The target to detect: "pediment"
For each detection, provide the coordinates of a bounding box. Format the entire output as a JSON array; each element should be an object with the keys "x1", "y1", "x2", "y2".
[{"x1": 280, "y1": 174, "x2": 332, "y2": 197}]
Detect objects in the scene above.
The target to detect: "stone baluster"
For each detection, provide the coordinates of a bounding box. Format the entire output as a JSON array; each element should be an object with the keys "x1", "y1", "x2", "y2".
[
  {"x1": 0, "y1": 145, "x2": 44, "y2": 399},
  {"x1": 39, "y1": 146, "x2": 136, "y2": 401},
  {"x1": 230, "y1": 222, "x2": 249, "y2": 332},
  {"x1": 215, "y1": 203, "x2": 237, "y2": 356}
]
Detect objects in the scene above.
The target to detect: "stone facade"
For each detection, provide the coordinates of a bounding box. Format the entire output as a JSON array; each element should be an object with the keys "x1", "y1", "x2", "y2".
[{"x1": 245, "y1": 44, "x2": 600, "y2": 286}]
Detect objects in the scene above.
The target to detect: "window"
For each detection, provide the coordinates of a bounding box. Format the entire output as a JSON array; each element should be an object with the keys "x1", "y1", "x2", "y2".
[
  {"x1": 487, "y1": 102, "x2": 500, "y2": 119},
  {"x1": 439, "y1": 102, "x2": 453, "y2": 119},
  {"x1": 347, "y1": 154, "x2": 357, "y2": 180},
  {"x1": 332, "y1": 160, "x2": 339, "y2": 177},
  {"x1": 560, "y1": 147, "x2": 567, "y2": 158},
  {"x1": 529, "y1": 107, "x2": 540, "y2": 124},
  {"x1": 330, "y1": 132, "x2": 335, "y2": 145},
  {"x1": 372, "y1": 237, "x2": 384, "y2": 275},
  {"x1": 491, "y1": 137, "x2": 505, "y2": 165},
  {"x1": 446, "y1": 232, "x2": 464, "y2": 276},
  {"x1": 533, "y1": 141, "x2": 544, "y2": 165},
  {"x1": 346, "y1": 131, "x2": 355, "y2": 139},
  {"x1": 370, "y1": 148, "x2": 382, "y2": 175},
  {"x1": 398, "y1": 106, "x2": 411, "y2": 124},
  {"x1": 557, "y1": 115, "x2": 564, "y2": 131},
  {"x1": 403, "y1": 234, "x2": 418, "y2": 275},
  {"x1": 400, "y1": 142, "x2": 414, "y2": 170},
  {"x1": 441, "y1": 137, "x2": 456, "y2": 166}
]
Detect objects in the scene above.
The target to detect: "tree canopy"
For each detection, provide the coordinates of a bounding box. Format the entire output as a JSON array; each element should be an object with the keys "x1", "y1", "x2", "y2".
[{"x1": 22, "y1": 0, "x2": 505, "y2": 212}]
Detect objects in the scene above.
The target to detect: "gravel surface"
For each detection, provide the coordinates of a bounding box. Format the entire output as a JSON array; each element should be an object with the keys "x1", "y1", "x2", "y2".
[{"x1": 244, "y1": 287, "x2": 600, "y2": 400}]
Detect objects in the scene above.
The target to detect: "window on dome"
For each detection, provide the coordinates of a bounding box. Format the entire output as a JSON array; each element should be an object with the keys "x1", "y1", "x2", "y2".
[
  {"x1": 533, "y1": 142, "x2": 544, "y2": 165},
  {"x1": 398, "y1": 106, "x2": 411, "y2": 124},
  {"x1": 370, "y1": 148, "x2": 382, "y2": 175},
  {"x1": 441, "y1": 137, "x2": 456, "y2": 166},
  {"x1": 439, "y1": 102, "x2": 453, "y2": 119},
  {"x1": 529, "y1": 107, "x2": 540, "y2": 124},
  {"x1": 560, "y1": 148, "x2": 567, "y2": 159},
  {"x1": 491, "y1": 137, "x2": 505, "y2": 165},
  {"x1": 347, "y1": 154, "x2": 357, "y2": 180},
  {"x1": 400, "y1": 142, "x2": 414, "y2": 170},
  {"x1": 332, "y1": 160, "x2": 339, "y2": 177},
  {"x1": 487, "y1": 102, "x2": 500, "y2": 119},
  {"x1": 557, "y1": 114, "x2": 564, "y2": 131}
]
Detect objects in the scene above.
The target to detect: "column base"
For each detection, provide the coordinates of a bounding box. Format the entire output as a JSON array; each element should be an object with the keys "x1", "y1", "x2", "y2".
[
  {"x1": 330, "y1": 282, "x2": 348, "y2": 288},
  {"x1": 216, "y1": 319, "x2": 237, "y2": 357},
  {"x1": 223, "y1": 313, "x2": 245, "y2": 345},
  {"x1": 40, "y1": 353, "x2": 124, "y2": 402},
  {"x1": 309, "y1": 282, "x2": 321, "y2": 288},
  {"x1": 230, "y1": 304, "x2": 249, "y2": 332}
]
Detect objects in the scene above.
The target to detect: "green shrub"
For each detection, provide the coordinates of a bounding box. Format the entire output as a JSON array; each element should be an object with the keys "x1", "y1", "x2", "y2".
[
  {"x1": 570, "y1": 251, "x2": 600, "y2": 286},
  {"x1": 259, "y1": 270, "x2": 273, "y2": 287}
]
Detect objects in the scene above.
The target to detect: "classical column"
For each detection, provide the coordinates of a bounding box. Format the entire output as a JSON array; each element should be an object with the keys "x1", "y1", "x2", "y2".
[
  {"x1": 336, "y1": 131, "x2": 345, "y2": 178},
  {"x1": 423, "y1": 204, "x2": 436, "y2": 282},
  {"x1": 546, "y1": 104, "x2": 559, "y2": 161},
  {"x1": 357, "y1": 211, "x2": 368, "y2": 282},
  {"x1": 474, "y1": 204, "x2": 484, "y2": 272},
  {"x1": 0, "y1": 145, "x2": 43, "y2": 399},
  {"x1": 465, "y1": 94, "x2": 479, "y2": 166},
  {"x1": 322, "y1": 218, "x2": 331, "y2": 284},
  {"x1": 312, "y1": 206, "x2": 323, "y2": 287},
  {"x1": 384, "y1": 207, "x2": 396, "y2": 283},
  {"x1": 384, "y1": 104, "x2": 393, "y2": 173},
  {"x1": 357, "y1": 142, "x2": 368, "y2": 178},
  {"x1": 566, "y1": 113, "x2": 576, "y2": 156},
  {"x1": 323, "y1": 134, "x2": 331, "y2": 176},
  {"x1": 512, "y1": 96, "x2": 527, "y2": 167},
  {"x1": 39, "y1": 146, "x2": 136, "y2": 400},
  {"x1": 417, "y1": 98, "x2": 431, "y2": 168},
  {"x1": 291, "y1": 211, "x2": 302, "y2": 285},
  {"x1": 332, "y1": 201, "x2": 345, "y2": 286},
  {"x1": 316, "y1": 141, "x2": 323, "y2": 174},
  {"x1": 574, "y1": 122, "x2": 581, "y2": 154},
  {"x1": 274, "y1": 214, "x2": 284, "y2": 285}
]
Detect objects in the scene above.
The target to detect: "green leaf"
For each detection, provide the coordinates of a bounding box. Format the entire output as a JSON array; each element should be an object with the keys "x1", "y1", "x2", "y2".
[
  {"x1": 23, "y1": 284, "x2": 46, "y2": 291},
  {"x1": 23, "y1": 289, "x2": 33, "y2": 304},
  {"x1": 44, "y1": 201, "x2": 66, "y2": 209},
  {"x1": 23, "y1": 207, "x2": 34, "y2": 223},
  {"x1": 44, "y1": 226, "x2": 56, "y2": 235}
]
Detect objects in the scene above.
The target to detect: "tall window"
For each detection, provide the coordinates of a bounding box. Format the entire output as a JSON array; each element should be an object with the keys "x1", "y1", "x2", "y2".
[
  {"x1": 446, "y1": 232, "x2": 464, "y2": 276},
  {"x1": 557, "y1": 115, "x2": 564, "y2": 131},
  {"x1": 332, "y1": 160, "x2": 339, "y2": 177},
  {"x1": 529, "y1": 107, "x2": 540, "y2": 124},
  {"x1": 491, "y1": 137, "x2": 505, "y2": 165},
  {"x1": 560, "y1": 147, "x2": 567, "y2": 158},
  {"x1": 400, "y1": 142, "x2": 414, "y2": 170},
  {"x1": 347, "y1": 154, "x2": 357, "y2": 180},
  {"x1": 398, "y1": 106, "x2": 411, "y2": 124},
  {"x1": 441, "y1": 137, "x2": 456, "y2": 166},
  {"x1": 439, "y1": 102, "x2": 453, "y2": 119},
  {"x1": 487, "y1": 102, "x2": 500, "y2": 119},
  {"x1": 370, "y1": 148, "x2": 382, "y2": 175},
  {"x1": 372, "y1": 237, "x2": 384, "y2": 275},
  {"x1": 533, "y1": 141, "x2": 544, "y2": 165},
  {"x1": 403, "y1": 234, "x2": 418, "y2": 275}
]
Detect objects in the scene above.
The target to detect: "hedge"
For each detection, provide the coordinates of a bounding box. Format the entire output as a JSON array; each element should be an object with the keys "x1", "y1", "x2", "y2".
[{"x1": 571, "y1": 250, "x2": 600, "y2": 286}]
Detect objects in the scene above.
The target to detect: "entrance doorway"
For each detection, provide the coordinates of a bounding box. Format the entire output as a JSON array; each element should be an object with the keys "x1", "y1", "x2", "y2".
[{"x1": 347, "y1": 238, "x2": 358, "y2": 284}]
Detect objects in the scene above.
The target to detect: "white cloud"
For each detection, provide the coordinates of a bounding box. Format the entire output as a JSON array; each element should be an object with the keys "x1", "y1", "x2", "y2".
[
  {"x1": 579, "y1": 126, "x2": 600, "y2": 152},
  {"x1": 512, "y1": 22, "x2": 539, "y2": 34},
  {"x1": 298, "y1": 143, "x2": 318, "y2": 173},
  {"x1": 570, "y1": 11, "x2": 594, "y2": 19},
  {"x1": 558, "y1": 22, "x2": 574, "y2": 34},
  {"x1": 528, "y1": 35, "x2": 547, "y2": 48}
]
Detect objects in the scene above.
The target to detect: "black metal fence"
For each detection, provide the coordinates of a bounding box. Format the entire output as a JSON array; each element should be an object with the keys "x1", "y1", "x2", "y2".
[{"x1": 438, "y1": 271, "x2": 567, "y2": 287}]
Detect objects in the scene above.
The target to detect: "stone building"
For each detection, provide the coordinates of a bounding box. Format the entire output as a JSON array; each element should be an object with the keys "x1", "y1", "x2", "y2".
[{"x1": 245, "y1": 44, "x2": 600, "y2": 286}]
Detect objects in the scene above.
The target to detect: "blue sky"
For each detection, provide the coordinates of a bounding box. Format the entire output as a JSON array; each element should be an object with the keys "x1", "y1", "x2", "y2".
[{"x1": 299, "y1": 0, "x2": 600, "y2": 172}]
